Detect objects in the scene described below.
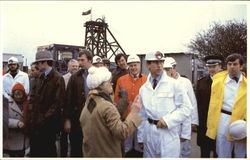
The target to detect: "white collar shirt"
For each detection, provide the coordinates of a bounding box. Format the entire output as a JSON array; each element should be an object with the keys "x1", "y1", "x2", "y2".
[{"x1": 222, "y1": 74, "x2": 242, "y2": 112}]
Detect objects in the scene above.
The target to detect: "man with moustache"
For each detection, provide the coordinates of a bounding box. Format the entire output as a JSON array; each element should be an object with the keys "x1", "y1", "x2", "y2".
[{"x1": 3, "y1": 56, "x2": 29, "y2": 100}]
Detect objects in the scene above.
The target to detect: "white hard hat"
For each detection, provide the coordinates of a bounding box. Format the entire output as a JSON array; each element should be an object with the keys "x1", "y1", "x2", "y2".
[
  {"x1": 8, "y1": 56, "x2": 19, "y2": 65},
  {"x1": 165, "y1": 57, "x2": 177, "y2": 66},
  {"x1": 92, "y1": 55, "x2": 103, "y2": 64},
  {"x1": 163, "y1": 59, "x2": 173, "y2": 69},
  {"x1": 145, "y1": 51, "x2": 165, "y2": 61},
  {"x1": 127, "y1": 54, "x2": 140, "y2": 64},
  {"x1": 229, "y1": 120, "x2": 246, "y2": 140}
]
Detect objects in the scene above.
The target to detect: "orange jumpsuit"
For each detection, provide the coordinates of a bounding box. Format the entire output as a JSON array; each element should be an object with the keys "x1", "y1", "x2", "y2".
[{"x1": 114, "y1": 74, "x2": 147, "y2": 119}]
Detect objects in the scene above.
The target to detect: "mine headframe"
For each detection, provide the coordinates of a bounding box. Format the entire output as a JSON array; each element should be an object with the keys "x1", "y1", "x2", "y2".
[{"x1": 84, "y1": 18, "x2": 126, "y2": 59}]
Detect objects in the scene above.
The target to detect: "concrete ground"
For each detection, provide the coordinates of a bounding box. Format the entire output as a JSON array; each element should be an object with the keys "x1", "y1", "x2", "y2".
[{"x1": 190, "y1": 132, "x2": 201, "y2": 158}]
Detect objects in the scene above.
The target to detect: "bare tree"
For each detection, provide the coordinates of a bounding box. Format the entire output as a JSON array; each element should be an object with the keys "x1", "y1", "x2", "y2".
[{"x1": 188, "y1": 20, "x2": 247, "y2": 61}]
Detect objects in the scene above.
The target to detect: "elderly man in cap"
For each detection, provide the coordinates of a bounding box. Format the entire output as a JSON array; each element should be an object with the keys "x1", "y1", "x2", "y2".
[
  {"x1": 3, "y1": 56, "x2": 29, "y2": 100},
  {"x1": 206, "y1": 53, "x2": 246, "y2": 158},
  {"x1": 29, "y1": 50, "x2": 66, "y2": 157},
  {"x1": 196, "y1": 55, "x2": 223, "y2": 158},
  {"x1": 92, "y1": 55, "x2": 104, "y2": 68},
  {"x1": 137, "y1": 51, "x2": 190, "y2": 158},
  {"x1": 114, "y1": 54, "x2": 147, "y2": 157}
]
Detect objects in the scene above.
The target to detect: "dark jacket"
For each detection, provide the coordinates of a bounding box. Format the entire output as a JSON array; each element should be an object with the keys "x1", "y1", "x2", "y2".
[
  {"x1": 29, "y1": 77, "x2": 39, "y2": 105},
  {"x1": 30, "y1": 68, "x2": 65, "y2": 134},
  {"x1": 111, "y1": 67, "x2": 128, "y2": 91},
  {"x1": 64, "y1": 69, "x2": 86, "y2": 123},
  {"x1": 196, "y1": 75, "x2": 215, "y2": 146}
]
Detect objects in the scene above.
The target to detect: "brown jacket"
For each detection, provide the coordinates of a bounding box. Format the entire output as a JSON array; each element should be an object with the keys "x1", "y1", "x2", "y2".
[
  {"x1": 30, "y1": 68, "x2": 65, "y2": 134},
  {"x1": 79, "y1": 90, "x2": 141, "y2": 157}
]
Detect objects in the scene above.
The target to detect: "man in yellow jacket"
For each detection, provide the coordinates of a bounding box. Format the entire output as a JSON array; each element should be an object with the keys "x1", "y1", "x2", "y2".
[{"x1": 206, "y1": 53, "x2": 246, "y2": 158}]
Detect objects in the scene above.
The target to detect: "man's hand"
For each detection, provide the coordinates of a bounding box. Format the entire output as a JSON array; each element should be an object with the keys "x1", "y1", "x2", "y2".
[
  {"x1": 156, "y1": 118, "x2": 168, "y2": 129},
  {"x1": 130, "y1": 96, "x2": 142, "y2": 113},
  {"x1": 64, "y1": 119, "x2": 71, "y2": 133},
  {"x1": 180, "y1": 138, "x2": 188, "y2": 142},
  {"x1": 138, "y1": 143, "x2": 144, "y2": 150}
]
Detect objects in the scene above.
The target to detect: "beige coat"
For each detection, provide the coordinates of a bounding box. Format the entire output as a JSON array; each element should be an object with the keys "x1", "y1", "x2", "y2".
[
  {"x1": 4, "y1": 97, "x2": 29, "y2": 151},
  {"x1": 79, "y1": 90, "x2": 141, "y2": 157}
]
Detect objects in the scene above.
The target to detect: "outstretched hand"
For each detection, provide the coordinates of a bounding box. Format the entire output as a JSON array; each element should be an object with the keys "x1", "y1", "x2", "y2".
[{"x1": 130, "y1": 95, "x2": 142, "y2": 113}]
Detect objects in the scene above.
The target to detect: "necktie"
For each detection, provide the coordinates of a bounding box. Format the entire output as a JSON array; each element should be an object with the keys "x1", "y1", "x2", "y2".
[
  {"x1": 232, "y1": 76, "x2": 239, "y2": 83},
  {"x1": 153, "y1": 79, "x2": 157, "y2": 89}
]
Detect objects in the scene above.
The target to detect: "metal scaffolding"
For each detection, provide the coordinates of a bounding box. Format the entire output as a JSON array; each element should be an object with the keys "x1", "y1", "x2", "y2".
[{"x1": 84, "y1": 18, "x2": 126, "y2": 59}]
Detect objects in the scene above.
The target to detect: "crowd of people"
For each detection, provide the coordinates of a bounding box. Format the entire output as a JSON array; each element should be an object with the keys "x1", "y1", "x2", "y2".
[{"x1": 2, "y1": 49, "x2": 247, "y2": 158}]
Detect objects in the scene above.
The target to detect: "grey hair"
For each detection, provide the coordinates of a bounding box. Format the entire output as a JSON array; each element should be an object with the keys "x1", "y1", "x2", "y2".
[{"x1": 67, "y1": 59, "x2": 79, "y2": 68}]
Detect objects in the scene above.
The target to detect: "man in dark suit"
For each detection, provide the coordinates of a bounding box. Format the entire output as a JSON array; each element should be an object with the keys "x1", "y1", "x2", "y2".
[
  {"x1": 63, "y1": 49, "x2": 93, "y2": 157},
  {"x1": 196, "y1": 55, "x2": 223, "y2": 158}
]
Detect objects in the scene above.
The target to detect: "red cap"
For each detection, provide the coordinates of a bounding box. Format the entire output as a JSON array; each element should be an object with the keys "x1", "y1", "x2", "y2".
[{"x1": 12, "y1": 83, "x2": 25, "y2": 91}]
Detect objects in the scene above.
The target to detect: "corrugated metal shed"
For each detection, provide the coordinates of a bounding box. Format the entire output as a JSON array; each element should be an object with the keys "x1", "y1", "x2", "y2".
[{"x1": 3, "y1": 53, "x2": 24, "y2": 63}]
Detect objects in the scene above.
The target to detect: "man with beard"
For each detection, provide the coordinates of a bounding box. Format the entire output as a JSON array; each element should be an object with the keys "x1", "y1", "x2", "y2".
[{"x1": 3, "y1": 56, "x2": 29, "y2": 100}]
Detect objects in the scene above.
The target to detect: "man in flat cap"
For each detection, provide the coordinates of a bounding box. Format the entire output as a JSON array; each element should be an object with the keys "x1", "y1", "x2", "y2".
[
  {"x1": 196, "y1": 55, "x2": 223, "y2": 157},
  {"x1": 137, "y1": 51, "x2": 190, "y2": 158},
  {"x1": 29, "y1": 50, "x2": 66, "y2": 157}
]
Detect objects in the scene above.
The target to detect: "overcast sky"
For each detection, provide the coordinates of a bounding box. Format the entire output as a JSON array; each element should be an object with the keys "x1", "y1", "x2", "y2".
[{"x1": 0, "y1": 1, "x2": 247, "y2": 65}]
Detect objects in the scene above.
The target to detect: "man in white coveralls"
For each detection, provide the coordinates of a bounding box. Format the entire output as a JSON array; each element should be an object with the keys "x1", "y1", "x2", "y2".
[{"x1": 137, "y1": 51, "x2": 191, "y2": 158}]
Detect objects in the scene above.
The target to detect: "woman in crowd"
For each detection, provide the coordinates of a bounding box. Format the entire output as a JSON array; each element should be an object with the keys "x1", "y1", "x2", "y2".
[
  {"x1": 3, "y1": 83, "x2": 29, "y2": 157},
  {"x1": 79, "y1": 66, "x2": 142, "y2": 157}
]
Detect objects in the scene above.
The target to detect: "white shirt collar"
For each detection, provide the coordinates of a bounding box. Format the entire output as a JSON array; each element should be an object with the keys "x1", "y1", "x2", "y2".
[{"x1": 225, "y1": 73, "x2": 242, "y2": 84}]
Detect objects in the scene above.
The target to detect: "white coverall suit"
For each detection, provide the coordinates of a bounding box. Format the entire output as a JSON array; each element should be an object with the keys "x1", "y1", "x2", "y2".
[
  {"x1": 175, "y1": 73, "x2": 199, "y2": 157},
  {"x1": 216, "y1": 75, "x2": 246, "y2": 158},
  {"x1": 137, "y1": 72, "x2": 191, "y2": 158}
]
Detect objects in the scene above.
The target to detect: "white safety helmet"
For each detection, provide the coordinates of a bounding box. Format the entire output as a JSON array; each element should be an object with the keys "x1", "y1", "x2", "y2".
[
  {"x1": 127, "y1": 54, "x2": 140, "y2": 64},
  {"x1": 8, "y1": 56, "x2": 19, "y2": 65},
  {"x1": 165, "y1": 57, "x2": 177, "y2": 66},
  {"x1": 145, "y1": 51, "x2": 165, "y2": 61},
  {"x1": 92, "y1": 55, "x2": 103, "y2": 64},
  {"x1": 229, "y1": 120, "x2": 246, "y2": 140},
  {"x1": 163, "y1": 59, "x2": 173, "y2": 69}
]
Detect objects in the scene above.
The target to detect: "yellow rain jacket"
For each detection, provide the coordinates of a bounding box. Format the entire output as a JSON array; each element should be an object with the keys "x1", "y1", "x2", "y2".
[{"x1": 206, "y1": 71, "x2": 247, "y2": 141}]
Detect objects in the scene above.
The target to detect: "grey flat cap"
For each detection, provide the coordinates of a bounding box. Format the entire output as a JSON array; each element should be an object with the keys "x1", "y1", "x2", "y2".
[{"x1": 35, "y1": 50, "x2": 54, "y2": 62}]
